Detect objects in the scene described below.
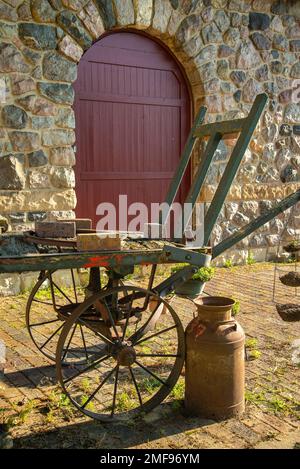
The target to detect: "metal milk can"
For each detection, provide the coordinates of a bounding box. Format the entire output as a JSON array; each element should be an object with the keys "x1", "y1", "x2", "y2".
[{"x1": 185, "y1": 296, "x2": 245, "y2": 419}]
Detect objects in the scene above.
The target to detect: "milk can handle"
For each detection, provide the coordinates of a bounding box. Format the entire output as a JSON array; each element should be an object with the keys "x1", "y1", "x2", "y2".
[{"x1": 209, "y1": 319, "x2": 237, "y2": 332}]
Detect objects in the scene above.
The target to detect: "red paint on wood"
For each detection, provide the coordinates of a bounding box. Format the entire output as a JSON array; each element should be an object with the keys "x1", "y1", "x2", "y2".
[{"x1": 74, "y1": 32, "x2": 191, "y2": 229}]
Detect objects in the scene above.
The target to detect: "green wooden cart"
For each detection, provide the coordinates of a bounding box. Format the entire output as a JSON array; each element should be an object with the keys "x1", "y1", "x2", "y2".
[{"x1": 0, "y1": 93, "x2": 299, "y2": 421}]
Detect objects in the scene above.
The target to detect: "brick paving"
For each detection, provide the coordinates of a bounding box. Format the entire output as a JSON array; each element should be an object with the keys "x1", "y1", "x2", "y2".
[{"x1": 0, "y1": 263, "x2": 299, "y2": 449}]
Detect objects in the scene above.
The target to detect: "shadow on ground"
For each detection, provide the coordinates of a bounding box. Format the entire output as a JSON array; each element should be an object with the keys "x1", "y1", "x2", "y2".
[{"x1": 12, "y1": 404, "x2": 216, "y2": 449}]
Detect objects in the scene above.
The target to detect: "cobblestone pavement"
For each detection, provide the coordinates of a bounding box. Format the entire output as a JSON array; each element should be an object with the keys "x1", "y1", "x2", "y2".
[{"x1": 0, "y1": 264, "x2": 299, "y2": 449}]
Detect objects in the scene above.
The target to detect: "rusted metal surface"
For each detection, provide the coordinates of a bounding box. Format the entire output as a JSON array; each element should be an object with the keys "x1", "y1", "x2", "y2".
[{"x1": 185, "y1": 297, "x2": 245, "y2": 419}]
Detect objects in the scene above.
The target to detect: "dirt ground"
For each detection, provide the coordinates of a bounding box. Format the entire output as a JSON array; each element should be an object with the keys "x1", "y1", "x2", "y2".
[{"x1": 0, "y1": 263, "x2": 299, "y2": 449}]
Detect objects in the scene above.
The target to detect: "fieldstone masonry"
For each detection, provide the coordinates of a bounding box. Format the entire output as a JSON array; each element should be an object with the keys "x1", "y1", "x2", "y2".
[{"x1": 0, "y1": 0, "x2": 299, "y2": 292}]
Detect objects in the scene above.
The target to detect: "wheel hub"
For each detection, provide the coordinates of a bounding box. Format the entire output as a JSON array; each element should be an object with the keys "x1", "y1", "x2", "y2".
[{"x1": 112, "y1": 342, "x2": 136, "y2": 366}]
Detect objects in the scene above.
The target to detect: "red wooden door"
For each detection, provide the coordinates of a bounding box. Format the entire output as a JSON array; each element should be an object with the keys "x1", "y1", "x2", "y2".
[{"x1": 74, "y1": 32, "x2": 190, "y2": 229}]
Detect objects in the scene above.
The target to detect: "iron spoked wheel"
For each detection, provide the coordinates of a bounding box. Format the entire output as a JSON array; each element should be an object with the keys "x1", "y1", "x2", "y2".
[
  {"x1": 56, "y1": 286, "x2": 185, "y2": 422},
  {"x1": 26, "y1": 269, "x2": 88, "y2": 362}
]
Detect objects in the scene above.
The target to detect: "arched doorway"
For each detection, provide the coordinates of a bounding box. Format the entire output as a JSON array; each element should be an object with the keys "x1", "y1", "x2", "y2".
[{"x1": 73, "y1": 31, "x2": 191, "y2": 230}]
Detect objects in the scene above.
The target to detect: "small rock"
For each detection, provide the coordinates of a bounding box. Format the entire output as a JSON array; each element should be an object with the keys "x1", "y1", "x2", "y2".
[
  {"x1": 286, "y1": 24, "x2": 300, "y2": 39},
  {"x1": 57, "y1": 10, "x2": 92, "y2": 49},
  {"x1": 10, "y1": 74, "x2": 35, "y2": 95},
  {"x1": 42, "y1": 129, "x2": 75, "y2": 146},
  {"x1": 284, "y1": 104, "x2": 300, "y2": 124},
  {"x1": 58, "y1": 35, "x2": 83, "y2": 62},
  {"x1": 183, "y1": 36, "x2": 203, "y2": 57},
  {"x1": 0, "y1": 155, "x2": 26, "y2": 190},
  {"x1": 276, "y1": 148, "x2": 291, "y2": 170},
  {"x1": 236, "y1": 40, "x2": 261, "y2": 69},
  {"x1": 198, "y1": 62, "x2": 216, "y2": 83},
  {"x1": 31, "y1": 0, "x2": 56, "y2": 23},
  {"x1": 202, "y1": 23, "x2": 222, "y2": 44},
  {"x1": 2, "y1": 105, "x2": 28, "y2": 129},
  {"x1": 218, "y1": 44, "x2": 234, "y2": 58},
  {"x1": 50, "y1": 147, "x2": 75, "y2": 166},
  {"x1": 230, "y1": 70, "x2": 246, "y2": 87},
  {"x1": 251, "y1": 32, "x2": 271, "y2": 50},
  {"x1": 269, "y1": 16, "x2": 284, "y2": 33},
  {"x1": 242, "y1": 78, "x2": 263, "y2": 103},
  {"x1": 290, "y1": 40, "x2": 300, "y2": 52},
  {"x1": 55, "y1": 107, "x2": 75, "y2": 128},
  {"x1": 201, "y1": 6, "x2": 214, "y2": 23},
  {"x1": 43, "y1": 51, "x2": 77, "y2": 82},
  {"x1": 38, "y1": 82, "x2": 74, "y2": 104},
  {"x1": 78, "y1": 0, "x2": 104, "y2": 38},
  {"x1": 18, "y1": 22, "x2": 57, "y2": 49},
  {"x1": 271, "y1": 1, "x2": 288, "y2": 15},
  {"x1": 279, "y1": 124, "x2": 292, "y2": 136},
  {"x1": 31, "y1": 116, "x2": 55, "y2": 129},
  {"x1": 205, "y1": 95, "x2": 222, "y2": 113},
  {"x1": 262, "y1": 123, "x2": 277, "y2": 142},
  {"x1": 217, "y1": 60, "x2": 229, "y2": 80},
  {"x1": 0, "y1": 2, "x2": 18, "y2": 22},
  {"x1": 255, "y1": 64, "x2": 269, "y2": 82},
  {"x1": 280, "y1": 164, "x2": 299, "y2": 183},
  {"x1": 223, "y1": 28, "x2": 240, "y2": 48},
  {"x1": 291, "y1": 62, "x2": 300, "y2": 79},
  {"x1": 233, "y1": 90, "x2": 241, "y2": 102},
  {"x1": 18, "y1": 2, "x2": 33, "y2": 20},
  {"x1": 278, "y1": 89, "x2": 292, "y2": 104},
  {"x1": 176, "y1": 14, "x2": 201, "y2": 44},
  {"x1": 9, "y1": 131, "x2": 40, "y2": 152},
  {"x1": 0, "y1": 43, "x2": 29, "y2": 72},
  {"x1": 249, "y1": 12, "x2": 270, "y2": 31},
  {"x1": 214, "y1": 10, "x2": 230, "y2": 33},
  {"x1": 194, "y1": 45, "x2": 216, "y2": 66},
  {"x1": 93, "y1": 0, "x2": 116, "y2": 29},
  {"x1": 51, "y1": 167, "x2": 75, "y2": 188},
  {"x1": 17, "y1": 95, "x2": 57, "y2": 116},
  {"x1": 28, "y1": 150, "x2": 48, "y2": 167},
  {"x1": 135, "y1": 0, "x2": 153, "y2": 27},
  {"x1": 28, "y1": 169, "x2": 50, "y2": 188},
  {"x1": 152, "y1": 0, "x2": 172, "y2": 33},
  {"x1": 273, "y1": 33, "x2": 289, "y2": 51},
  {"x1": 270, "y1": 60, "x2": 283, "y2": 74}
]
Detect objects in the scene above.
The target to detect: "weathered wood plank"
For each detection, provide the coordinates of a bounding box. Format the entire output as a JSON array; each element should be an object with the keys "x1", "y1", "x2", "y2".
[
  {"x1": 77, "y1": 233, "x2": 121, "y2": 251},
  {"x1": 35, "y1": 221, "x2": 76, "y2": 239}
]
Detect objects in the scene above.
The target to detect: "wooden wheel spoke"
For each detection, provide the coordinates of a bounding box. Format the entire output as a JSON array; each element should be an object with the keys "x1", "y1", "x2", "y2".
[
  {"x1": 103, "y1": 298, "x2": 120, "y2": 339},
  {"x1": 78, "y1": 318, "x2": 114, "y2": 345},
  {"x1": 81, "y1": 365, "x2": 118, "y2": 410},
  {"x1": 71, "y1": 269, "x2": 78, "y2": 303},
  {"x1": 64, "y1": 353, "x2": 111, "y2": 385},
  {"x1": 62, "y1": 324, "x2": 77, "y2": 361},
  {"x1": 129, "y1": 367, "x2": 143, "y2": 407},
  {"x1": 79, "y1": 324, "x2": 89, "y2": 360},
  {"x1": 128, "y1": 300, "x2": 161, "y2": 344},
  {"x1": 51, "y1": 280, "x2": 74, "y2": 304},
  {"x1": 30, "y1": 318, "x2": 60, "y2": 327},
  {"x1": 40, "y1": 322, "x2": 64, "y2": 350},
  {"x1": 134, "y1": 324, "x2": 177, "y2": 346},
  {"x1": 135, "y1": 360, "x2": 168, "y2": 387},
  {"x1": 110, "y1": 366, "x2": 119, "y2": 417},
  {"x1": 32, "y1": 299, "x2": 58, "y2": 307}
]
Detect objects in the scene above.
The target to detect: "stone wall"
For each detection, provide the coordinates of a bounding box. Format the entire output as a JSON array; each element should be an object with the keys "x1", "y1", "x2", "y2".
[{"x1": 0, "y1": 0, "x2": 300, "y2": 291}]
